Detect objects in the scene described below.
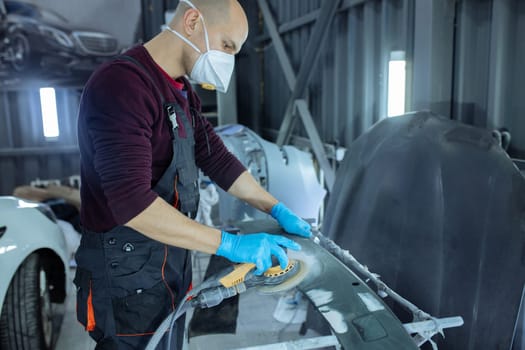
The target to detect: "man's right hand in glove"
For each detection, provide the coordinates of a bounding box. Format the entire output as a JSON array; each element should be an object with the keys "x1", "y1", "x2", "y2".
[{"x1": 215, "y1": 231, "x2": 301, "y2": 275}]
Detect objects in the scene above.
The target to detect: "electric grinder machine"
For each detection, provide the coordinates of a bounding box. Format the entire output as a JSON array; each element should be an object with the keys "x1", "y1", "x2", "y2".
[{"x1": 145, "y1": 257, "x2": 308, "y2": 350}]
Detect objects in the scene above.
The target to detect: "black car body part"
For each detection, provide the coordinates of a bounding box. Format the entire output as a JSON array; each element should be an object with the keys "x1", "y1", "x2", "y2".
[{"x1": 324, "y1": 111, "x2": 525, "y2": 349}]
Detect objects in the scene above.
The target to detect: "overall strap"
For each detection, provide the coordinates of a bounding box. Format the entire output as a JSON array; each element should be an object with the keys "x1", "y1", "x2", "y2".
[
  {"x1": 117, "y1": 55, "x2": 200, "y2": 215},
  {"x1": 119, "y1": 55, "x2": 180, "y2": 130},
  {"x1": 118, "y1": 55, "x2": 166, "y2": 106}
]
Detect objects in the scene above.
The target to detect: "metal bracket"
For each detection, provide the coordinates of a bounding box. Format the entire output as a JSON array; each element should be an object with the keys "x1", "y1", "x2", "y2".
[
  {"x1": 295, "y1": 100, "x2": 336, "y2": 191},
  {"x1": 257, "y1": 0, "x2": 340, "y2": 192},
  {"x1": 404, "y1": 316, "x2": 464, "y2": 350},
  {"x1": 270, "y1": 0, "x2": 341, "y2": 147}
]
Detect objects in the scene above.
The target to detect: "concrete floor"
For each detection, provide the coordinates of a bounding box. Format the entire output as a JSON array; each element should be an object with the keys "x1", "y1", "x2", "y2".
[{"x1": 54, "y1": 252, "x2": 324, "y2": 350}]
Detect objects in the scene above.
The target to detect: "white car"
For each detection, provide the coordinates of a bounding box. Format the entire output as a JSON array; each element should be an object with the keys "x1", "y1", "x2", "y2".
[{"x1": 0, "y1": 196, "x2": 69, "y2": 350}]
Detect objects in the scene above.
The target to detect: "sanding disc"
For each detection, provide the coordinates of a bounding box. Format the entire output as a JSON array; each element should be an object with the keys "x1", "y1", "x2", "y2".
[{"x1": 257, "y1": 259, "x2": 308, "y2": 294}]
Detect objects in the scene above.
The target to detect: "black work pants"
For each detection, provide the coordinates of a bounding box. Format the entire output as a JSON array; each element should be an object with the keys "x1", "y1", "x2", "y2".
[{"x1": 73, "y1": 226, "x2": 192, "y2": 349}]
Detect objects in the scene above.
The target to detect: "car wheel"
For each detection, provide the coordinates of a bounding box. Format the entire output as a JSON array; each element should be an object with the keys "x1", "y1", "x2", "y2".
[
  {"x1": 7, "y1": 31, "x2": 31, "y2": 72},
  {"x1": 0, "y1": 253, "x2": 55, "y2": 350}
]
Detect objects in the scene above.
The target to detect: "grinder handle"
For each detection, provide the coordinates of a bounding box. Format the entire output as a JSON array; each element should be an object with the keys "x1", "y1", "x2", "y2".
[{"x1": 219, "y1": 263, "x2": 256, "y2": 288}]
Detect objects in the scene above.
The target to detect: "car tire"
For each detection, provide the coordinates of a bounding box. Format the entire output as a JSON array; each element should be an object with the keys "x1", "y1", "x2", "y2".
[{"x1": 0, "y1": 253, "x2": 55, "y2": 350}]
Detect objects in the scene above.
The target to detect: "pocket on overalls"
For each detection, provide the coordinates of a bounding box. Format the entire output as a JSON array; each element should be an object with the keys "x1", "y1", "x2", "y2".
[
  {"x1": 106, "y1": 240, "x2": 172, "y2": 335},
  {"x1": 112, "y1": 281, "x2": 174, "y2": 335},
  {"x1": 108, "y1": 247, "x2": 154, "y2": 279},
  {"x1": 107, "y1": 245, "x2": 163, "y2": 293},
  {"x1": 73, "y1": 267, "x2": 96, "y2": 331}
]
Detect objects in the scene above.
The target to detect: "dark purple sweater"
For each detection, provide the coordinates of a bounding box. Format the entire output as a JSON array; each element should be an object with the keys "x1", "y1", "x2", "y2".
[{"x1": 78, "y1": 46, "x2": 246, "y2": 232}]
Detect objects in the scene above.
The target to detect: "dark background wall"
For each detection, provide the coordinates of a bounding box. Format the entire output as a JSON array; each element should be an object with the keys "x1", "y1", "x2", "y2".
[
  {"x1": 0, "y1": 0, "x2": 523, "y2": 195},
  {"x1": 236, "y1": 0, "x2": 524, "y2": 155},
  {"x1": 452, "y1": 0, "x2": 525, "y2": 156},
  {"x1": 0, "y1": 89, "x2": 81, "y2": 194},
  {"x1": 237, "y1": 0, "x2": 414, "y2": 145}
]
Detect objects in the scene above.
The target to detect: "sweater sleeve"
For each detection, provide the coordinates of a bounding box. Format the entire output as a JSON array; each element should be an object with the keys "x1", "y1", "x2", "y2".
[
  {"x1": 193, "y1": 114, "x2": 246, "y2": 191},
  {"x1": 83, "y1": 63, "x2": 160, "y2": 224}
]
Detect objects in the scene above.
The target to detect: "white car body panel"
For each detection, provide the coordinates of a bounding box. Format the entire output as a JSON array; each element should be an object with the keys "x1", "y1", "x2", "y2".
[{"x1": 0, "y1": 196, "x2": 69, "y2": 310}]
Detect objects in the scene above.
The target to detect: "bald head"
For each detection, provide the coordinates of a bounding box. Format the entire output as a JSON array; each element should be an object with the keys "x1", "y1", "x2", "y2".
[
  {"x1": 170, "y1": 0, "x2": 248, "y2": 55},
  {"x1": 182, "y1": 0, "x2": 231, "y2": 25},
  {"x1": 172, "y1": 0, "x2": 246, "y2": 28}
]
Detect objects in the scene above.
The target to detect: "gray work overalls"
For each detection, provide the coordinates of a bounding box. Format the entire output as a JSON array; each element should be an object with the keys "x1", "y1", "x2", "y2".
[{"x1": 74, "y1": 56, "x2": 200, "y2": 350}]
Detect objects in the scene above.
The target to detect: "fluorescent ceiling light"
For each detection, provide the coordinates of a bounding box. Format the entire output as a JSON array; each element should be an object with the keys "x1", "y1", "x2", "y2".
[
  {"x1": 40, "y1": 87, "x2": 60, "y2": 138},
  {"x1": 387, "y1": 51, "x2": 406, "y2": 118}
]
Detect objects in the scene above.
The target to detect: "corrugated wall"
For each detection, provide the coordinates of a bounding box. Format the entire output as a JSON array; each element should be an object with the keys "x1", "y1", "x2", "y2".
[
  {"x1": 238, "y1": 0, "x2": 524, "y2": 156},
  {"x1": 254, "y1": 0, "x2": 413, "y2": 147},
  {"x1": 453, "y1": 0, "x2": 525, "y2": 157},
  {"x1": 0, "y1": 88, "x2": 81, "y2": 195},
  {"x1": 0, "y1": 0, "x2": 523, "y2": 195}
]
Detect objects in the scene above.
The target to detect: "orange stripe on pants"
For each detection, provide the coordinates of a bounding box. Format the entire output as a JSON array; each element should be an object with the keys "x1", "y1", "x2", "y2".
[{"x1": 86, "y1": 281, "x2": 96, "y2": 331}]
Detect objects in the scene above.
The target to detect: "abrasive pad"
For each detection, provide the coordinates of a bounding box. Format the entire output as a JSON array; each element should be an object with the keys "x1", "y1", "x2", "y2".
[{"x1": 257, "y1": 259, "x2": 308, "y2": 294}]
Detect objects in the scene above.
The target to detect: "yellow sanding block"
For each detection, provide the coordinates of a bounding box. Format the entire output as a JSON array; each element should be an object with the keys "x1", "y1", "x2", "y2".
[
  {"x1": 201, "y1": 83, "x2": 216, "y2": 91},
  {"x1": 219, "y1": 263, "x2": 256, "y2": 288}
]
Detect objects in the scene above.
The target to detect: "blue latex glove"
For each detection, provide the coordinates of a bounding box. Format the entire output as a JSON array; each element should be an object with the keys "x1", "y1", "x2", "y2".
[
  {"x1": 270, "y1": 202, "x2": 312, "y2": 238},
  {"x1": 216, "y1": 231, "x2": 301, "y2": 275}
]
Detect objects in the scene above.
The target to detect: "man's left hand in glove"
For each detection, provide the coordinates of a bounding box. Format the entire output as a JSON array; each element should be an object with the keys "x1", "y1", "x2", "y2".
[{"x1": 270, "y1": 202, "x2": 311, "y2": 238}]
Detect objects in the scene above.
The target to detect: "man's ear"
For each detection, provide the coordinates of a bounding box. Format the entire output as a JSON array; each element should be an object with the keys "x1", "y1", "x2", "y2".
[{"x1": 183, "y1": 8, "x2": 201, "y2": 35}]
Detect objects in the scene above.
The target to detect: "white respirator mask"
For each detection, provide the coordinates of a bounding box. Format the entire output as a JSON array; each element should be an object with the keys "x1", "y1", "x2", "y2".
[{"x1": 165, "y1": 0, "x2": 234, "y2": 93}]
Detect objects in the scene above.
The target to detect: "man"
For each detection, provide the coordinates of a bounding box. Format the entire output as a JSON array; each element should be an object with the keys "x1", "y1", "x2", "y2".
[
  {"x1": 75, "y1": 0, "x2": 311, "y2": 349},
  {"x1": 13, "y1": 183, "x2": 81, "y2": 211}
]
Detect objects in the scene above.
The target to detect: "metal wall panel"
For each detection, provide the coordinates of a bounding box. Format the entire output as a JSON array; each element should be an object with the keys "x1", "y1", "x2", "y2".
[
  {"x1": 0, "y1": 89, "x2": 81, "y2": 195},
  {"x1": 240, "y1": 0, "x2": 412, "y2": 149},
  {"x1": 1, "y1": 0, "x2": 523, "y2": 194},
  {"x1": 453, "y1": 0, "x2": 525, "y2": 157},
  {"x1": 238, "y1": 0, "x2": 524, "y2": 156},
  {"x1": 412, "y1": 0, "x2": 455, "y2": 117}
]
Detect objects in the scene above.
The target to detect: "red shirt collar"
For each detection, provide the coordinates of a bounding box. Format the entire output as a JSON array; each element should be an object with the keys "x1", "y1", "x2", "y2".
[{"x1": 154, "y1": 61, "x2": 185, "y2": 91}]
